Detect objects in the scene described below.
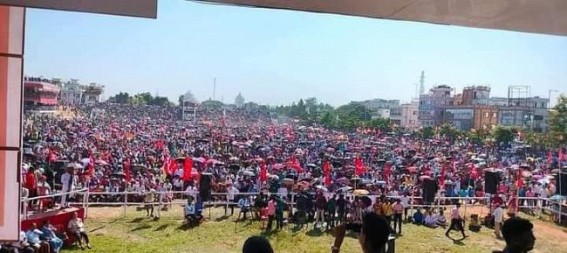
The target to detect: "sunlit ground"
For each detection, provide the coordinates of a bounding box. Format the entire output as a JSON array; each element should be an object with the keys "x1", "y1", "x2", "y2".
[{"x1": 66, "y1": 206, "x2": 567, "y2": 253}]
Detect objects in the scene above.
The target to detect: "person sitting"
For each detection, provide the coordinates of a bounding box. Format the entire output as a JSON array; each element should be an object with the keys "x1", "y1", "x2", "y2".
[
  {"x1": 493, "y1": 217, "x2": 536, "y2": 253},
  {"x1": 424, "y1": 210, "x2": 438, "y2": 228},
  {"x1": 25, "y1": 223, "x2": 50, "y2": 253},
  {"x1": 242, "y1": 236, "x2": 274, "y2": 253},
  {"x1": 238, "y1": 196, "x2": 251, "y2": 221},
  {"x1": 412, "y1": 208, "x2": 424, "y2": 225},
  {"x1": 184, "y1": 199, "x2": 197, "y2": 226},
  {"x1": 469, "y1": 214, "x2": 482, "y2": 232},
  {"x1": 436, "y1": 210, "x2": 448, "y2": 227},
  {"x1": 68, "y1": 211, "x2": 91, "y2": 250},
  {"x1": 40, "y1": 220, "x2": 63, "y2": 253}
]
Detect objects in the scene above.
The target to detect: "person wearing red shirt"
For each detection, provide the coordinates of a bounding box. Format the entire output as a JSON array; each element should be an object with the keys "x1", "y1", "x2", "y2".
[{"x1": 25, "y1": 167, "x2": 38, "y2": 208}]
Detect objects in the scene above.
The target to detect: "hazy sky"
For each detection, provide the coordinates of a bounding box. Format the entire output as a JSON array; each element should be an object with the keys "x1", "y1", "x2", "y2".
[{"x1": 24, "y1": 1, "x2": 567, "y2": 106}]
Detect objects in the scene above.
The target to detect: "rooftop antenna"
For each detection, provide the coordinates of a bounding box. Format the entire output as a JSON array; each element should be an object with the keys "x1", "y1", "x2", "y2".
[{"x1": 419, "y1": 71, "x2": 425, "y2": 95}]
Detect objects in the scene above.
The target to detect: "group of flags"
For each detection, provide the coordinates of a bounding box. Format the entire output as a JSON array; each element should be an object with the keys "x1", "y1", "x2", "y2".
[{"x1": 160, "y1": 153, "x2": 194, "y2": 182}]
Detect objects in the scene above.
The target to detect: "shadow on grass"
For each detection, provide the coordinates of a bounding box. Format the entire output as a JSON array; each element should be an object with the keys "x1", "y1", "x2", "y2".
[
  {"x1": 130, "y1": 217, "x2": 144, "y2": 223},
  {"x1": 131, "y1": 224, "x2": 152, "y2": 232},
  {"x1": 89, "y1": 226, "x2": 106, "y2": 233},
  {"x1": 154, "y1": 224, "x2": 169, "y2": 231},
  {"x1": 215, "y1": 215, "x2": 230, "y2": 222},
  {"x1": 452, "y1": 239, "x2": 466, "y2": 246},
  {"x1": 306, "y1": 229, "x2": 324, "y2": 237}
]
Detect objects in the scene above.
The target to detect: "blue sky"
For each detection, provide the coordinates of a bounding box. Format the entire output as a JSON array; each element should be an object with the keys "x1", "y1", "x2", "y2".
[{"x1": 24, "y1": 1, "x2": 567, "y2": 106}]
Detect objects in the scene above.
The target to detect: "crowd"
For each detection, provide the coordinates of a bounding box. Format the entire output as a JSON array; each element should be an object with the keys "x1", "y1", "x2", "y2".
[{"x1": 9, "y1": 102, "x2": 567, "y2": 252}]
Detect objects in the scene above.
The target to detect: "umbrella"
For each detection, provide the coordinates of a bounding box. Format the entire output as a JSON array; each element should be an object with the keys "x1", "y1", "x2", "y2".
[
  {"x1": 521, "y1": 171, "x2": 533, "y2": 177},
  {"x1": 306, "y1": 163, "x2": 317, "y2": 168},
  {"x1": 272, "y1": 163, "x2": 285, "y2": 170},
  {"x1": 193, "y1": 157, "x2": 206, "y2": 163},
  {"x1": 229, "y1": 157, "x2": 239, "y2": 161},
  {"x1": 315, "y1": 185, "x2": 328, "y2": 192},
  {"x1": 95, "y1": 159, "x2": 108, "y2": 165},
  {"x1": 419, "y1": 175, "x2": 431, "y2": 180},
  {"x1": 283, "y1": 178, "x2": 295, "y2": 185},
  {"x1": 353, "y1": 189, "x2": 370, "y2": 196},
  {"x1": 337, "y1": 177, "x2": 349, "y2": 184},
  {"x1": 550, "y1": 195, "x2": 567, "y2": 201},
  {"x1": 376, "y1": 181, "x2": 387, "y2": 185},
  {"x1": 299, "y1": 178, "x2": 313, "y2": 182},
  {"x1": 338, "y1": 186, "x2": 353, "y2": 192},
  {"x1": 80, "y1": 158, "x2": 91, "y2": 164},
  {"x1": 242, "y1": 171, "x2": 255, "y2": 177},
  {"x1": 206, "y1": 159, "x2": 221, "y2": 165}
]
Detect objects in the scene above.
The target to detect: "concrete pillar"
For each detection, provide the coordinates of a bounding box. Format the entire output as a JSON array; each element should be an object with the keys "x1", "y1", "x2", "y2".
[{"x1": 0, "y1": 5, "x2": 24, "y2": 241}]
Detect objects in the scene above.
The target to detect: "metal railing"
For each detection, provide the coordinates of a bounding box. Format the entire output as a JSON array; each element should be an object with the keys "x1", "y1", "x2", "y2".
[{"x1": 20, "y1": 190, "x2": 567, "y2": 224}]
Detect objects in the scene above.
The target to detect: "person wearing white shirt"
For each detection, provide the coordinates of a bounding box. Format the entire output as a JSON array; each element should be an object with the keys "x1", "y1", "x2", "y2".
[
  {"x1": 399, "y1": 194, "x2": 410, "y2": 220},
  {"x1": 226, "y1": 185, "x2": 240, "y2": 216},
  {"x1": 424, "y1": 210, "x2": 438, "y2": 228},
  {"x1": 185, "y1": 183, "x2": 198, "y2": 200},
  {"x1": 278, "y1": 185, "x2": 288, "y2": 199},
  {"x1": 493, "y1": 204, "x2": 504, "y2": 239},
  {"x1": 59, "y1": 167, "x2": 74, "y2": 208}
]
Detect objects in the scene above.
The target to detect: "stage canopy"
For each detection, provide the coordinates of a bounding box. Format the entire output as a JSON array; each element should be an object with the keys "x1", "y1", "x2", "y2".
[{"x1": 192, "y1": 0, "x2": 567, "y2": 36}]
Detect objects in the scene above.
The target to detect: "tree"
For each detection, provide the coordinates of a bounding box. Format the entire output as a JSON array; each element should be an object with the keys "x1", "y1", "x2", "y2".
[
  {"x1": 549, "y1": 95, "x2": 567, "y2": 145},
  {"x1": 201, "y1": 100, "x2": 224, "y2": 110},
  {"x1": 492, "y1": 126, "x2": 516, "y2": 145},
  {"x1": 178, "y1": 95, "x2": 184, "y2": 106},
  {"x1": 367, "y1": 118, "x2": 391, "y2": 132},
  {"x1": 439, "y1": 123, "x2": 459, "y2": 141},
  {"x1": 108, "y1": 92, "x2": 130, "y2": 104},
  {"x1": 420, "y1": 127, "x2": 435, "y2": 139}
]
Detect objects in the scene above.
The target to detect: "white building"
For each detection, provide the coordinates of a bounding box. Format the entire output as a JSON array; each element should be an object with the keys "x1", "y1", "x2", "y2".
[
  {"x1": 182, "y1": 91, "x2": 199, "y2": 121},
  {"x1": 401, "y1": 100, "x2": 419, "y2": 129},
  {"x1": 235, "y1": 92, "x2": 245, "y2": 108},
  {"x1": 59, "y1": 79, "x2": 83, "y2": 105}
]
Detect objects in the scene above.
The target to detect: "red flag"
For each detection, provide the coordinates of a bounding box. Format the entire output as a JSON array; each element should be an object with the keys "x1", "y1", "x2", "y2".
[
  {"x1": 560, "y1": 148, "x2": 566, "y2": 162},
  {"x1": 124, "y1": 159, "x2": 132, "y2": 182},
  {"x1": 547, "y1": 150, "x2": 553, "y2": 163},
  {"x1": 162, "y1": 155, "x2": 171, "y2": 175},
  {"x1": 323, "y1": 161, "x2": 332, "y2": 187},
  {"x1": 354, "y1": 157, "x2": 365, "y2": 176},
  {"x1": 183, "y1": 157, "x2": 193, "y2": 181},
  {"x1": 168, "y1": 159, "x2": 178, "y2": 175},
  {"x1": 516, "y1": 169, "x2": 524, "y2": 188},
  {"x1": 290, "y1": 157, "x2": 303, "y2": 173},
  {"x1": 260, "y1": 162, "x2": 267, "y2": 182},
  {"x1": 438, "y1": 165, "x2": 446, "y2": 186},
  {"x1": 88, "y1": 155, "x2": 95, "y2": 177}
]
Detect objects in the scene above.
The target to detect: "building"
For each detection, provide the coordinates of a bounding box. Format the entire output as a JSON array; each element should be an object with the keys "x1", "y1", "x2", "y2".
[
  {"x1": 488, "y1": 97, "x2": 508, "y2": 106},
  {"x1": 441, "y1": 105, "x2": 499, "y2": 131},
  {"x1": 497, "y1": 96, "x2": 549, "y2": 132},
  {"x1": 82, "y1": 83, "x2": 104, "y2": 104},
  {"x1": 359, "y1": 98, "x2": 400, "y2": 111},
  {"x1": 400, "y1": 100, "x2": 419, "y2": 129},
  {"x1": 23, "y1": 77, "x2": 60, "y2": 112},
  {"x1": 182, "y1": 90, "x2": 199, "y2": 121},
  {"x1": 418, "y1": 85, "x2": 455, "y2": 127},
  {"x1": 235, "y1": 92, "x2": 245, "y2": 108},
  {"x1": 389, "y1": 106, "x2": 402, "y2": 126},
  {"x1": 462, "y1": 85, "x2": 491, "y2": 105},
  {"x1": 59, "y1": 79, "x2": 83, "y2": 105}
]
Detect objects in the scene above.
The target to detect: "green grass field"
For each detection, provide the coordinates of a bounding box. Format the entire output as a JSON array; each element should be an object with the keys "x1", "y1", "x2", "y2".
[{"x1": 66, "y1": 206, "x2": 566, "y2": 253}]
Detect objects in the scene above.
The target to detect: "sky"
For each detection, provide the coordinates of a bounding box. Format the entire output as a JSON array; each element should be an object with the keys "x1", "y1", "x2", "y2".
[{"x1": 24, "y1": 1, "x2": 567, "y2": 107}]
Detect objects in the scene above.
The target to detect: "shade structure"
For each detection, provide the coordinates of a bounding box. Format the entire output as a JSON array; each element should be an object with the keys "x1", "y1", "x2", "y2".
[{"x1": 192, "y1": 0, "x2": 567, "y2": 36}]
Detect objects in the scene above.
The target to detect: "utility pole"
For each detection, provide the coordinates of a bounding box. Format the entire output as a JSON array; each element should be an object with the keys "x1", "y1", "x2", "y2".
[
  {"x1": 213, "y1": 78, "x2": 217, "y2": 101},
  {"x1": 548, "y1": 89, "x2": 559, "y2": 108}
]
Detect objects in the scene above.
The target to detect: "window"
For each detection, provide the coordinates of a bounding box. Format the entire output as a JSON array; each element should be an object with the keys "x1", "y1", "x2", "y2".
[
  {"x1": 483, "y1": 112, "x2": 489, "y2": 118},
  {"x1": 492, "y1": 112, "x2": 497, "y2": 118},
  {"x1": 412, "y1": 111, "x2": 417, "y2": 115}
]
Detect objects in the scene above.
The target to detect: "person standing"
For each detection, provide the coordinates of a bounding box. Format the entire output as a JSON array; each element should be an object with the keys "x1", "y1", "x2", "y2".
[
  {"x1": 392, "y1": 199, "x2": 404, "y2": 234},
  {"x1": 314, "y1": 192, "x2": 327, "y2": 229},
  {"x1": 336, "y1": 194, "x2": 347, "y2": 225},
  {"x1": 327, "y1": 195, "x2": 337, "y2": 230},
  {"x1": 445, "y1": 203, "x2": 467, "y2": 240},
  {"x1": 275, "y1": 196, "x2": 285, "y2": 230},
  {"x1": 493, "y1": 203, "x2": 504, "y2": 239},
  {"x1": 226, "y1": 183, "x2": 239, "y2": 216},
  {"x1": 59, "y1": 167, "x2": 74, "y2": 209},
  {"x1": 265, "y1": 196, "x2": 276, "y2": 232}
]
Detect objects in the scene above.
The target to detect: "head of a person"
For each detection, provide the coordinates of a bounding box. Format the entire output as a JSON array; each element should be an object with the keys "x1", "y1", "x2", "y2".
[
  {"x1": 42, "y1": 220, "x2": 50, "y2": 227},
  {"x1": 242, "y1": 236, "x2": 274, "y2": 253},
  {"x1": 502, "y1": 218, "x2": 535, "y2": 252},
  {"x1": 359, "y1": 212, "x2": 390, "y2": 253},
  {"x1": 72, "y1": 211, "x2": 78, "y2": 219}
]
